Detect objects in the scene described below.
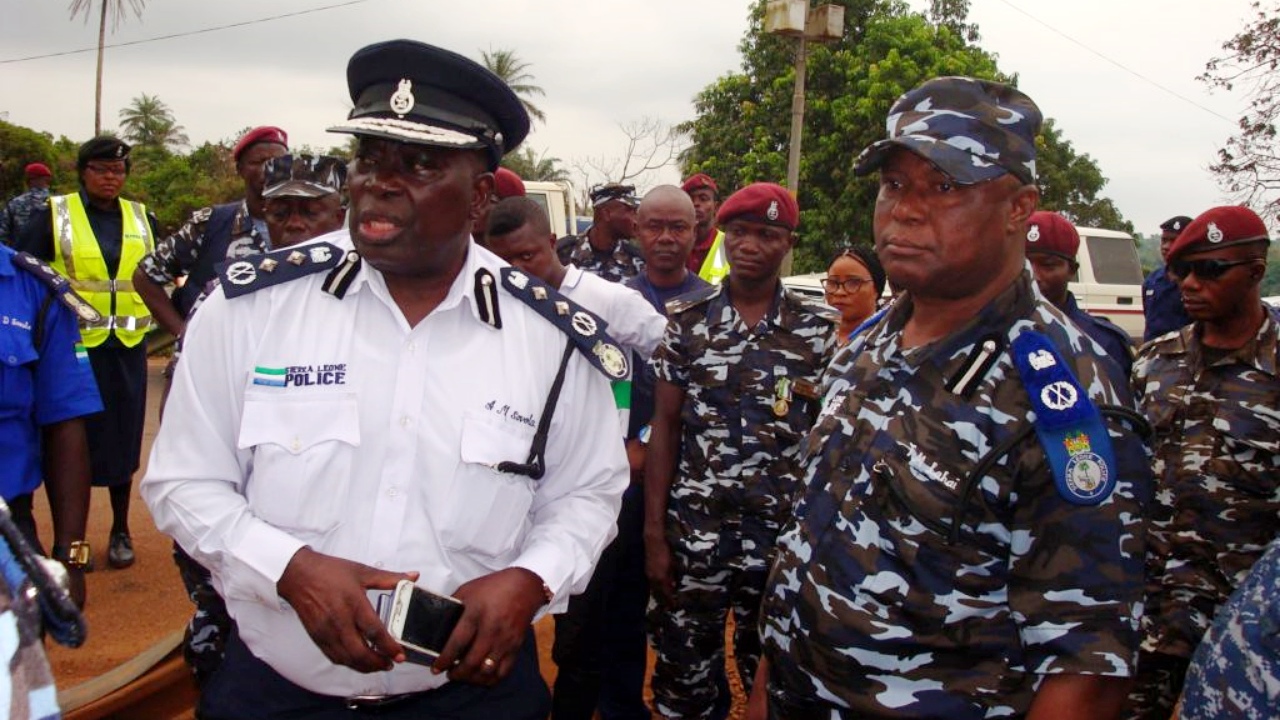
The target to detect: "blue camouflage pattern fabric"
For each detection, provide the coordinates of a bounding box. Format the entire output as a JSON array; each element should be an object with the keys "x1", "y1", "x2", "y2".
[
  {"x1": 137, "y1": 200, "x2": 267, "y2": 289},
  {"x1": 0, "y1": 188, "x2": 50, "y2": 248},
  {"x1": 1126, "y1": 305, "x2": 1280, "y2": 718},
  {"x1": 648, "y1": 281, "x2": 836, "y2": 720},
  {"x1": 854, "y1": 76, "x2": 1041, "y2": 186},
  {"x1": 557, "y1": 232, "x2": 644, "y2": 283},
  {"x1": 759, "y1": 272, "x2": 1151, "y2": 720},
  {"x1": 1063, "y1": 292, "x2": 1134, "y2": 377},
  {"x1": 1180, "y1": 537, "x2": 1280, "y2": 719}
]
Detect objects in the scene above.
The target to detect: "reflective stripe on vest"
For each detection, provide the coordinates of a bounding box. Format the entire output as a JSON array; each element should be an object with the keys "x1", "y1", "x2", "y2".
[
  {"x1": 50, "y1": 193, "x2": 155, "y2": 347},
  {"x1": 698, "y1": 230, "x2": 729, "y2": 284}
]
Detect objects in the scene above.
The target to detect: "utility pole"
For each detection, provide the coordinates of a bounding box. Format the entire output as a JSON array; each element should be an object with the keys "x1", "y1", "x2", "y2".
[{"x1": 765, "y1": 1, "x2": 844, "y2": 276}]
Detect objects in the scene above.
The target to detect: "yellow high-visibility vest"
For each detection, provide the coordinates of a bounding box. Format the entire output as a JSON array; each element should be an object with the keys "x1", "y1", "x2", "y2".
[
  {"x1": 50, "y1": 193, "x2": 155, "y2": 348},
  {"x1": 698, "y1": 230, "x2": 729, "y2": 284}
]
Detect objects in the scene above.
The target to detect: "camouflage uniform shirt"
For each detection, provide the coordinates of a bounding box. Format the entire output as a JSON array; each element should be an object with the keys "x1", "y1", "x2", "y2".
[
  {"x1": 137, "y1": 199, "x2": 268, "y2": 297},
  {"x1": 653, "y1": 282, "x2": 836, "y2": 527},
  {"x1": 760, "y1": 272, "x2": 1151, "y2": 719},
  {"x1": 1180, "y1": 536, "x2": 1280, "y2": 719},
  {"x1": 557, "y1": 231, "x2": 644, "y2": 283},
  {"x1": 1133, "y1": 306, "x2": 1280, "y2": 660},
  {"x1": 0, "y1": 187, "x2": 49, "y2": 248}
]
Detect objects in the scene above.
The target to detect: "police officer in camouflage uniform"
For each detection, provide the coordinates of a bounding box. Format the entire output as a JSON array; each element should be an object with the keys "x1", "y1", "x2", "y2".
[
  {"x1": 556, "y1": 183, "x2": 644, "y2": 282},
  {"x1": 0, "y1": 163, "x2": 53, "y2": 248},
  {"x1": 1126, "y1": 205, "x2": 1280, "y2": 720},
  {"x1": 645, "y1": 182, "x2": 836, "y2": 720},
  {"x1": 1179, "y1": 536, "x2": 1280, "y2": 719},
  {"x1": 132, "y1": 126, "x2": 288, "y2": 342},
  {"x1": 752, "y1": 77, "x2": 1152, "y2": 720}
]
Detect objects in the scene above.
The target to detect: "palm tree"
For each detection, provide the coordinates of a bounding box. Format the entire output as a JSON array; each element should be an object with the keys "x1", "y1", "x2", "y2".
[
  {"x1": 502, "y1": 146, "x2": 569, "y2": 183},
  {"x1": 68, "y1": 0, "x2": 146, "y2": 136},
  {"x1": 480, "y1": 48, "x2": 547, "y2": 125},
  {"x1": 119, "y1": 93, "x2": 188, "y2": 152}
]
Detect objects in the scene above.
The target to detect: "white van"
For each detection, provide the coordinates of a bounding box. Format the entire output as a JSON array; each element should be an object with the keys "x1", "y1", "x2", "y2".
[
  {"x1": 1072, "y1": 227, "x2": 1145, "y2": 341},
  {"x1": 523, "y1": 180, "x2": 578, "y2": 238},
  {"x1": 782, "y1": 225, "x2": 1146, "y2": 341}
]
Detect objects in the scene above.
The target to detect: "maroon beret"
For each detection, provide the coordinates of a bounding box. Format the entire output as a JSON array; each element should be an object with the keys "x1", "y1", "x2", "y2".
[
  {"x1": 1168, "y1": 205, "x2": 1270, "y2": 261},
  {"x1": 494, "y1": 167, "x2": 526, "y2": 198},
  {"x1": 233, "y1": 126, "x2": 288, "y2": 162},
  {"x1": 23, "y1": 162, "x2": 52, "y2": 179},
  {"x1": 716, "y1": 182, "x2": 798, "y2": 231},
  {"x1": 1024, "y1": 211, "x2": 1079, "y2": 259},
  {"x1": 681, "y1": 173, "x2": 718, "y2": 195}
]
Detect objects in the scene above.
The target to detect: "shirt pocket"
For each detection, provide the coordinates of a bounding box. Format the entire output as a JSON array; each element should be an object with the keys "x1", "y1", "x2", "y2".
[
  {"x1": 439, "y1": 413, "x2": 536, "y2": 559},
  {"x1": 237, "y1": 393, "x2": 360, "y2": 540},
  {"x1": 0, "y1": 323, "x2": 38, "y2": 414}
]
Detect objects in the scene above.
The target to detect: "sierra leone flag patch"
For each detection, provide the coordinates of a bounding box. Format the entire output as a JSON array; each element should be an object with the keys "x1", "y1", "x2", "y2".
[
  {"x1": 252, "y1": 366, "x2": 287, "y2": 387},
  {"x1": 74, "y1": 343, "x2": 88, "y2": 365}
]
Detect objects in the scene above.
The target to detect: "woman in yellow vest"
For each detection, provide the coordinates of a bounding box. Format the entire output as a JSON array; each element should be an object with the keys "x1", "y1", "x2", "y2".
[{"x1": 14, "y1": 136, "x2": 157, "y2": 571}]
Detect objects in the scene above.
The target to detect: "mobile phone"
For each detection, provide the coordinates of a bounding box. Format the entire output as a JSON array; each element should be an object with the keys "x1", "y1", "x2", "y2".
[{"x1": 385, "y1": 579, "x2": 465, "y2": 665}]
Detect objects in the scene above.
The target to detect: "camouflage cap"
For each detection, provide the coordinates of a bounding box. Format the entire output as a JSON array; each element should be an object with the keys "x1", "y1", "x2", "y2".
[
  {"x1": 590, "y1": 183, "x2": 639, "y2": 208},
  {"x1": 262, "y1": 154, "x2": 347, "y2": 199},
  {"x1": 854, "y1": 76, "x2": 1042, "y2": 186}
]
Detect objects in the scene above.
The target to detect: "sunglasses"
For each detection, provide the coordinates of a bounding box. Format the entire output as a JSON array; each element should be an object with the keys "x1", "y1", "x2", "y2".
[{"x1": 1166, "y1": 258, "x2": 1256, "y2": 282}]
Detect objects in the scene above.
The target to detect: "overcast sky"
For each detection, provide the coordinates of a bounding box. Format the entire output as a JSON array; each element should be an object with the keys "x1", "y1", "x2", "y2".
[{"x1": 0, "y1": 0, "x2": 1255, "y2": 234}]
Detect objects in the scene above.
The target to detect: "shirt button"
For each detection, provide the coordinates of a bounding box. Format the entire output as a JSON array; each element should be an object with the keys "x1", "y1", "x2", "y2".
[
  {"x1": 290, "y1": 437, "x2": 301, "y2": 452},
  {"x1": 388, "y1": 487, "x2": 399, "y2": 497},
  {"x1": 400, "y1": 416, "x2": 412, "y2": 427},
  {"x1": 374, "y1": 561, "x2": 384, "y2": 569},
  {"x1": 6, "y1": 356, "x2": 15, "y2": 364}
]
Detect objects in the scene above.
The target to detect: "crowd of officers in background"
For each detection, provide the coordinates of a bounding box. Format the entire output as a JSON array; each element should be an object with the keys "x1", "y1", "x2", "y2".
[{"x1": 0, "y1": 55, "x2": 1276, "y2": 720}]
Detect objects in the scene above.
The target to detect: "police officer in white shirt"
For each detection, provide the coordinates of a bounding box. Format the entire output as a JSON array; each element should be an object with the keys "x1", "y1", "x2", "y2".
[{"x1": 142, "y1": 39, "x2": 630, "y2": 720}]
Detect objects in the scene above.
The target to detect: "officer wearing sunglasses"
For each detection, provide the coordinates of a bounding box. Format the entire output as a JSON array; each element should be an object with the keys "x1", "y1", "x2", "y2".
[{"x1": 1129, "y1": 205, "x2": 1280, "y2": 720}]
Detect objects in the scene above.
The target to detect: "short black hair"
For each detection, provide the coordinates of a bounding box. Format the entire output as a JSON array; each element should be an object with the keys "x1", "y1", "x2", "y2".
[{"x1": 487, "y1": 196, "x2": 550, "y2": 239}]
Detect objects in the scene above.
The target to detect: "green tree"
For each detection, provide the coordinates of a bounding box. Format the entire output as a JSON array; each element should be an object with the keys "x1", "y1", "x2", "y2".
[
  {"x1": 118, "y1": 93, "x2": 188, "y2": 153},
  {"x1": 502, "y1": 146, "x2": 569, "y2": 182},
  {"x1": 68, "y1": 0, "x2": 146, "y2": 136},
  {"x1": 929, "y1": 0, "x2": 979, "y2": 43},
  {"x1": 682, "y1": 0, "x2": 1131, "y2": 272},
  {"x1": 0, "y1": 121, "x2": 59, "y2": 201},
  {"x1": 480, "y1": 48, "x2": 547, "y2": 125},
  {"x1": 1200, "y1": 0, "x2": 1280, "y2": 213}
]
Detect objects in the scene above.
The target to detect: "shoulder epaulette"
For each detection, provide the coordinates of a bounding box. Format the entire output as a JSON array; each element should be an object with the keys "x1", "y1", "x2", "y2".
[
  {"x1": 10, "y1": 252, "x2": 102, "y2": 324},
  {"x1": 664, "y1": 283, "x2": 721, "y2": 316},
  {"x1": 1011, "y1": 329, "x2": 1118, "y2": 506},
  {"x1": 187, "y1": 205, "x2": 215, "y2": 224},
  {"x1": 218, "y1": 242, "x2": 343, "y2": 299},
  {"x1": 500, "y1": 267, "x2": 629, "y2": 380}
]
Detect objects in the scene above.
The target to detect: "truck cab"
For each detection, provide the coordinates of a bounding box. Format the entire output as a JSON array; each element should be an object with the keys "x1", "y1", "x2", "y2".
[{"x1": 1071, "y1": 226, "x2": 1145, "y2": 341}]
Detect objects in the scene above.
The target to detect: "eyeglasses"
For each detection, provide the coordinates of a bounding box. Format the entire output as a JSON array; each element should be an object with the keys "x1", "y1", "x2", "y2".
[
  {"x1": 821, "y1": 277, "x2": 873, "y2": 293},
  {"x1": 1166, "y1": 258, "x2": 1257, "y2": 282},
  {"x1": 84, "y1": 163, "x2": 127, "y2": 177}
]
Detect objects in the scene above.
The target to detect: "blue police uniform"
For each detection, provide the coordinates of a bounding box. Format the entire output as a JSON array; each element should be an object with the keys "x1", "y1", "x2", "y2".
[
  {"x1": 1142, "y1": 266, "x2": 1190, "y2": 342},
  {"x1": 0, "y1": 245, "x2": 102, "y2": 501},
  {"x1": 1063, "y1": 291, "x2": 1134, "y2": 376}
]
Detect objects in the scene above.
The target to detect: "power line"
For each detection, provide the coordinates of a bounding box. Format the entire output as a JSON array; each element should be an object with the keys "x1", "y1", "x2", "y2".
[
  {"x1": 992, "y1": 0, "x2": 1237, "y2": 125},
  {"x1": 0, "y1": 0, "x2": 377, "y2": 64}
]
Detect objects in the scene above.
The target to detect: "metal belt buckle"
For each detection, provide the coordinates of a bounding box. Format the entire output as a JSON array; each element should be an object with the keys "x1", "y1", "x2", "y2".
[{"x1": 344, "y1": 694, "x2": 413, "y2": 710}]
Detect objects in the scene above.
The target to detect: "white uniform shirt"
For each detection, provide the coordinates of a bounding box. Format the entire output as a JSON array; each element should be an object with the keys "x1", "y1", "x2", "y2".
[
  {"x1": 560, "y1": 264, "x2": 667, "y2": 435},
  {"x1": 142, "y1": 232, "x2": 628, "y2": 698}
]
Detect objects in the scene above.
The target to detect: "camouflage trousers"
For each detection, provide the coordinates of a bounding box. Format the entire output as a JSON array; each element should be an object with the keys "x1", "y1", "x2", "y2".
[
  {"x1": 648, "y1": 514, "x2": 775, "y2": 720},
  {"x1": 173, "y1": 543, "x2": 232, "y2": 688},
  {"x1": 1124, "y1": 650, "x2": 1190, "y2": 720}
]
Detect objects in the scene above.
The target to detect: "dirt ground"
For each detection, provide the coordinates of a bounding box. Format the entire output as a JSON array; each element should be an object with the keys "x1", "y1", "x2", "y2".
[{"x1": 34, "y1": 358, "x2": 745, "y2": 718}]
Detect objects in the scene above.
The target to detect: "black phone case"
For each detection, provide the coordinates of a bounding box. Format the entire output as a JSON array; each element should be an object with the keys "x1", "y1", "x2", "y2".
[{"x1": 394, "y1": 586, "x2": 464, "y2": 665}]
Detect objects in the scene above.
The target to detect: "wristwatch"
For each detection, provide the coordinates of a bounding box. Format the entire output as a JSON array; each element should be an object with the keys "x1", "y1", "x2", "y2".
[{"x1": 52, "y1": 541, "x2": 92, "y2": 570}]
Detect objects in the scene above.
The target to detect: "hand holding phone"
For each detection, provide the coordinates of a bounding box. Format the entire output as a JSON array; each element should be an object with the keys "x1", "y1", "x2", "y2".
[{"x1": 385, "y1": 579, "x2": 465, "y2": 665}]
